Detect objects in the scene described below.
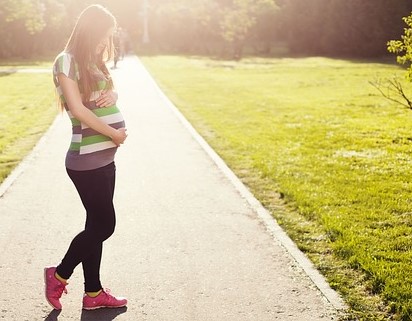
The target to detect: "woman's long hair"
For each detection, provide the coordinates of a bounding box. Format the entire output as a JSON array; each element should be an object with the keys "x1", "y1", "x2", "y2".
[{"x1": 65, "y1": 4, "x2": 116, "y2": 102}]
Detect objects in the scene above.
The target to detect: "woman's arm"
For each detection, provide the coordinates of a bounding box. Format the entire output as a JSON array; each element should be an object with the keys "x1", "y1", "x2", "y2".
[{"x1": 58, "y1": 73, "x2": 127, "y2": 146}]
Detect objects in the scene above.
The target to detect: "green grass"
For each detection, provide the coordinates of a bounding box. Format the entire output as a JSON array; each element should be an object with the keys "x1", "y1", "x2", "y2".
[
  {"x1": 0, "y1": 70, "x2": 57, "y2": 184},
  {"x1": 0, "y1": 58, "x2": 53, "y2": 69},
  {"x1": 141, "y1": 55, "x2": 412, "y2": 320}
]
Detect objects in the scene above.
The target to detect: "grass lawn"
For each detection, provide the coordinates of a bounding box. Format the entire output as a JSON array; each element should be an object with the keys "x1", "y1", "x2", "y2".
[
  {"x1": 0, "y1": 69, "x2": 57, "y2": 184},
  {"x1": 141, "y1": 55, "x2": 412, "y2": 321},
  {"x1": 0, "y1": 58, "x2": 54, "y2": 69}
]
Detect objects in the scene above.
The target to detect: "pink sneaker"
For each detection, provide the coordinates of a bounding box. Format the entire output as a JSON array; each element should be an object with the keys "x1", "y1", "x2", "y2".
[
  {"x1": 82, "y1": 289, "x2": 127, "y2": 310},
  {"x1": 44, "y1": 267, "x2": 68, "y2": 310}
]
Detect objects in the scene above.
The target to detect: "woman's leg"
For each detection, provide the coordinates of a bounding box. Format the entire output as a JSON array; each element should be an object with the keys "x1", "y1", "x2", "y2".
[
  {"x1": 56, "y1": 162, "x2": 116, "y2": 292},
  {"x1": 82, "y1": 243, "x2": 103, "y2": 292}
]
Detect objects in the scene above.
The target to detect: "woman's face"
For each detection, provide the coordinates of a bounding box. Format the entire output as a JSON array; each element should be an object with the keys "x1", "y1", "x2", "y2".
[{"x1": 95, "y1": 28, "x2": 114, "y2": 55}]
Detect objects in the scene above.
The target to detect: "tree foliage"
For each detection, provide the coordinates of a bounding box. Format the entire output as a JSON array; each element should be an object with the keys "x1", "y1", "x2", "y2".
[
  {"x1": 0, "y1": 0, "x2": 411, "y2": 59},
  {"x1": 2, "y1": 0, "x2": 46, "y2": 33},
  {"x1": 1, "y1": 0, "x2": 40, "y2": 57},
  {"x1": 281, "y1": 0, "x2": 412, "y2": 57},
  {"x1": 374, "y1": 12, "x2": 412, "y2": 110},
  {"x1": 219, "y1": 0, "x2": 278, "y2": 58},
  {"x1": 388, "y1": 13, "x2": 412, "y2": 81}
]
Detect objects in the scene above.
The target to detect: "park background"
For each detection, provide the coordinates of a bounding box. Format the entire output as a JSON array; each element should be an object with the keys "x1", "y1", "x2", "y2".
[
  {"x1": 2, "y1": 0, "x2": 412, "y2": 320},
  {"x1": 1, "y1": 0, "x2": 412, "y2": 59}
]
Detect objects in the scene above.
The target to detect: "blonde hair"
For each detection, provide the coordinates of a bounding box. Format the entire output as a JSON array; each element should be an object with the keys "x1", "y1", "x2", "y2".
[{"x1": 65, "y1": 4, "x2": 117, "y2": 102}]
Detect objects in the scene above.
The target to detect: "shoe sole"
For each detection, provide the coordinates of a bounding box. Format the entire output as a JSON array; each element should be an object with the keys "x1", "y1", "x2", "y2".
[
  {"x1": 44, "y1": 267, "x2": 61, "y2": 310},
  {"x1": 82, "y1": 303, "x2": 127, "y2": 310}
]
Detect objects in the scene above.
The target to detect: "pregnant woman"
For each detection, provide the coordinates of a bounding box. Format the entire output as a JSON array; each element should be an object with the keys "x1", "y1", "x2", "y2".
[{"x1": 44, "y1": 4, "x2": 128, "y2": 311}]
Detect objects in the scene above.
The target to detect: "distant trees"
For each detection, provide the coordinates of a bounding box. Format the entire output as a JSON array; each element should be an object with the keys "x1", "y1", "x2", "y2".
[
  {"x1": 0, "y1": 0, "x2": 142, "y2": 59},
  {"x1": 0, "y1": 0, "x2": 58, "y2": 58},
  {"x1": 0, "y1": 0, "x2": 411, "y2": 59},
  {"x1": 146, "y1": 0, "x2": 279, "y2": 58},
  {"x1": 145, "y1": 0, "x2": 412, "y2": 58},
  {"x1": 219, "y1": 0, "x2": 279, "y2": 58},
  {"x1": 280, "y1": 0, "x2": 412, "y2": 57}
]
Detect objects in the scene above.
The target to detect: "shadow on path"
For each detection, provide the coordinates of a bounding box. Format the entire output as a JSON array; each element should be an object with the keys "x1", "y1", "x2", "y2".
[
  {"x1": 80, "y1": 307, "x2": 128, "y2": 321},
  {"x1": 44, "y1": 310, "x2": 61, "y2": 321},
  {"x1": 0, "y1": 70, "x2": 16, "y2": 77},
  {"x1": 43, "y1": 307, "x2": 127, "y2": 321}
]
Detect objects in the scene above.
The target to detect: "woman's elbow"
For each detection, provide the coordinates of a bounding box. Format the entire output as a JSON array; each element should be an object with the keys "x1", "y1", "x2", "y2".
[{"x1": 67, "y1": 104, "x2": 86, "y2": 119}]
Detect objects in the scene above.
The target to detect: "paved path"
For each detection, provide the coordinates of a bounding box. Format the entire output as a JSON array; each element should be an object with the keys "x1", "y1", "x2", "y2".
[{"x1": 0, "y1": 56, "x2": 344, "y2": 321}]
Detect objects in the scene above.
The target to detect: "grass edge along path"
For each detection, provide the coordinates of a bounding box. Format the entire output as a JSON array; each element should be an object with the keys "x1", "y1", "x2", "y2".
[
  {"x1": 0, "y1": 68, "x2": 57, "y2": 186},
  {"x1": 141, "y1": 55, "x2": 412, "y2": 321}
]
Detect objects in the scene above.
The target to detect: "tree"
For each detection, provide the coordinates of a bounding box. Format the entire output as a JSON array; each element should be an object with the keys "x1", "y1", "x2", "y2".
[
  {"x1": 1, "y1": 0, "x2": 46, "y2": 34},
  {"x1": 374, "y1": 11, "x2": 412, "y2": 109},
  {"x1": 322, "y1": 0, "x2": 412, "y2": 57},
  {"x1": 280, "y1": 0, "x2": 412, "y2": 57},
  {"x1": 279, "y1": 0, "x2": 326, "y2": 55},
  {"x1": 0, "y1": 0, "x2": 44, "y2": 57},
  {"x1": 0, "y1": 0, "x2": 68, "y2": 58},
  {"x1": 249, "y1": 0, "x2": 280, "y2": 54},
  {"x1": 388, "y1": 13, "x2": 412, "y2": 81},
  {"x1": 220, "y1": 0, "x2": 278, "y2": 59}
]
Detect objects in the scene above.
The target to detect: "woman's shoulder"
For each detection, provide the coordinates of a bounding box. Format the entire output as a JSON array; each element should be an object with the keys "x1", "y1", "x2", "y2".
[
  {"x1": 53, "y1": 51, "x2": 79, "y2": 80},
  {"x1": 54, "y1": 51, "x2": 75, "y2": 65}
]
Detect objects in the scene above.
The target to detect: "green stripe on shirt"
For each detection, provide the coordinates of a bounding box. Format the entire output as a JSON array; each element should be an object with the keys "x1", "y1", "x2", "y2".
[
  {"x1": 92, "y1": 105, "x2": 121, "y2": 117},
  {"x1": 81, "y1": 134, "x2": 112, "y2": 146},
  {"x1": 69, "y1": 142, "x2": 81, "y2": 151}
]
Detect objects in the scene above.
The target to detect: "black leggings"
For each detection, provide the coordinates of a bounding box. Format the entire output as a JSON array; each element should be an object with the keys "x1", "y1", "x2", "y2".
[{"x1": 56, "y1": 162, "x2": 116, "y2": 292}]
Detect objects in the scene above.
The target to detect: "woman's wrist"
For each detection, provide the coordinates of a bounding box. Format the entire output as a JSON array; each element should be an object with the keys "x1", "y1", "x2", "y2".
[{"x1": 108, "y1": 127, "x2": 118, "y2": 139}]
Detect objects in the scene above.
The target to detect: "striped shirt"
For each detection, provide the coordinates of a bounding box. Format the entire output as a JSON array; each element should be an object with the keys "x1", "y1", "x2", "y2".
[{"x1": 53, "y1": 52, "x2": 125, "y2": 171}]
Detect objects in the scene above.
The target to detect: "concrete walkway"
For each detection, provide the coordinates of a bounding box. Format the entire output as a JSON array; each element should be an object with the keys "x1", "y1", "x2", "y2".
[{"x1": 0, "y1": 56, "x2": 345, "y2": 321}]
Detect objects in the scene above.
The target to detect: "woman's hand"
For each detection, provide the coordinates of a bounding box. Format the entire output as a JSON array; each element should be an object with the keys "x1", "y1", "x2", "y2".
[
  {"x1": 111, "y1": 127, "x2": 127, "y2": 146},
  {"x1": 96, "y1": 90, "x2": 118, "y2": 107},
  {"x1": 58, "y1": 73, "x2": 123, "y2": 141}
]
